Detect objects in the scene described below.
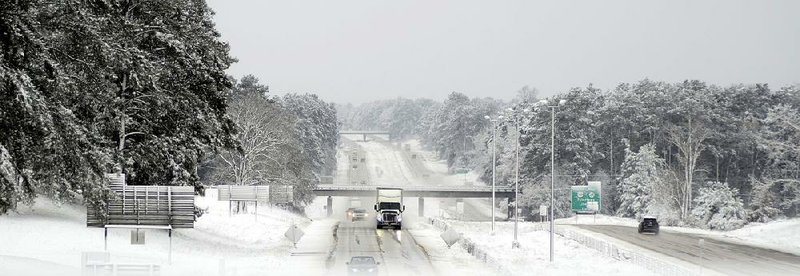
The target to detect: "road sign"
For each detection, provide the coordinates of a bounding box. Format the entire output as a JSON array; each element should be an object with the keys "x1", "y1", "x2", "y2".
[
  {"x1": 440, "y1": 228, "x2": 461, "y2": 248},
  {"x1": 539, "y1": 205, "x2": 548, "y2": 216},
  {"x1": 284, "y1": 224, "x2": 304, "y2": 247},
  {"x1": 571, "y1": 182, "x2": 601, "y2": 213}
]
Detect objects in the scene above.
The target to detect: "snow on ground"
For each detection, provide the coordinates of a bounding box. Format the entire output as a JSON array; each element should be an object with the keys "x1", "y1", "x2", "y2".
[
  {"x1": 716, "y1": 218, "x2": 800, "y2": 255},
  {"x1": 0, "y1": 191, "x2": 309, "y2": 276},
  {"x1": 440, "y1": 219, "x2": 648, "y2": 276},
  {"x1": 408, "y1": 222, "x2": 500, "y2": 276}
]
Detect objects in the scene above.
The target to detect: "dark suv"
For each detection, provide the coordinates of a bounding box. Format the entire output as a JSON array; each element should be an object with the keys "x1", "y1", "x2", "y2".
[{"x1": 638, "y1": 216, "x2": 659, "y2": 234}]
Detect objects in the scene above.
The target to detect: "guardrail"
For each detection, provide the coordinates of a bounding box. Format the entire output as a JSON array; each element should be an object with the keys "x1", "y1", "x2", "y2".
[{"x1": 316, "y1": 185, "x2": 514, "y2": 192}]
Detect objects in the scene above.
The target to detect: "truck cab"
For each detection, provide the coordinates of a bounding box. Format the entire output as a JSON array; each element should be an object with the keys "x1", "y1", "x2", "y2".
[{"x1": 374, "y1": 188, "x2": 404, "y2": 229}]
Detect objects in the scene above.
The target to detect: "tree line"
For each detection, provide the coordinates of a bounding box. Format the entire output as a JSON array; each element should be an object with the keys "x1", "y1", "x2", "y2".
[
  {"x1": 199, "y1": 75, "x2": 338, "y2": 205},
  {"x1": 339, "y1": 81, "x2": 800, "y2": 229},
  {"x1": 0, "y1": 1, "x2": 337, "y2": 214}
]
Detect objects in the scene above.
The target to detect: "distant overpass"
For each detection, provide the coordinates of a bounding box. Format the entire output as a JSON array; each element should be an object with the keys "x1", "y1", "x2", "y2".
[{"x1": 339, "y1": 130, "x2": 390, "y2": 141}]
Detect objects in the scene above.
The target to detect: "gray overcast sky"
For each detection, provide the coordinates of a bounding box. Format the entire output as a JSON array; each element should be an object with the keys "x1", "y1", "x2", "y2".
[{"x1": 206, "y1": 0, "x2": 800, "y2": 104}]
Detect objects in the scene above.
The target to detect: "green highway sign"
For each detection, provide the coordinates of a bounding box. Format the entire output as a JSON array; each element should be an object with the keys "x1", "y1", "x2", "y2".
[{"x1": 571, "y1": 181, "x2": 601, "y2": 213}]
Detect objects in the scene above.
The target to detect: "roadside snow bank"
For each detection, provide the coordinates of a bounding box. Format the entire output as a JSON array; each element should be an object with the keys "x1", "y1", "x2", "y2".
[
  {"x1": 428, "y1": 218, "x2": 649, "y2": 276},
  {"x1": 0, "y1": 192, "x2": 310, "y2": 276},
  {"x1": 723, "y1": 218, "x2": 800, "y2": 255}
]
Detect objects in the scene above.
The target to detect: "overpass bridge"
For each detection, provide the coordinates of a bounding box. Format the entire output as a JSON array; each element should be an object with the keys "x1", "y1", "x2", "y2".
[
  {"x1": 339, "y1": 130, "x2": 390, "y2": 141},
  {"x1": 313, "y1": 185, "x2": 514, "y2": 217}
]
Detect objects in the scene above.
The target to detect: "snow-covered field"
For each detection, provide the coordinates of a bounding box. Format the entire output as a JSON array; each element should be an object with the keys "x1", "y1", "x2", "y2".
[{"x1": 0, "y1": 191, "x2": 308, "y2": 276}]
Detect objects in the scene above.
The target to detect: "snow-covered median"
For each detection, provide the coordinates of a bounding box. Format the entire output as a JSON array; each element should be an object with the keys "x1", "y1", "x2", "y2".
[{"x1": 431, "y1": 218, "x2": 647, "y2": 276}]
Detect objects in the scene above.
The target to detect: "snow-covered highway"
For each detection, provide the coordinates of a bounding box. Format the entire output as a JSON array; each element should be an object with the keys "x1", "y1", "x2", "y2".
[{"x1": 575, "y1": 224, "x2": 800, "y2": 276}]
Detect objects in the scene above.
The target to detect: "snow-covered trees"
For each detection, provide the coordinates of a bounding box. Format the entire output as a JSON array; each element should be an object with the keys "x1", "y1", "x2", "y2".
[
  {"x1": 616, "y1": 143, "x2": 682, "y2": 223},
  {"x1": 617, "y1": 144, "x2": 659, "y2": 219},
  {"x1": 0, "y1": 0, "x2": 235, "y2": 214},
  {"x1": 753, "y1": 100, "x2": 800, "y2": 217},
  {"x1": 212, "y1": 76, "x2": 294, "y2": 187},
  {"x1": 335, "y1": 81, "x2": 800, "y2": 224},
  {"x1": 338, "y1": 98, "x2": 438, "y2": 140},
  {"x1": 748, "y1": 176, "x2": 782, "y2": 222},
  {"x1": 204, "y1": 76, "x2": 339, "y2": 205},
  {"x1": 692, "y1": 182, "x2": 748, "y2": 230}
]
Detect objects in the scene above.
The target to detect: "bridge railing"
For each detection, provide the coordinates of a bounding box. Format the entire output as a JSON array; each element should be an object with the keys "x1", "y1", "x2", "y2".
[{"x1": 315, "y1": 185, "x2": 514, "y2": 192}]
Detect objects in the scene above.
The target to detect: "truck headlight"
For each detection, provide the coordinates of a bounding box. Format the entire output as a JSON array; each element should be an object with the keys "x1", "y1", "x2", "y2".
[
  {"x1": 397, "y1": 216, "x2": 402, "y2": 222},
  {"x1": 377, "y1": 216, "x2": 383, "y2": 222}
]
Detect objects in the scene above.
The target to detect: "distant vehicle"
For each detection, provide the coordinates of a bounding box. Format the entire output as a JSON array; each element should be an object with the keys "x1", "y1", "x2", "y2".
[
  {"x1": 374, "y1": 188, "x2": 404, "y2": 229},
  {"x1": 638, "y1": 216, "x2": 659, "y2": 234},
  {"x1": 351, "y1": 208, "x2": 368, "y2": 221},
  {"x1": 346, "y1": 256, "x2": 379, "y2": 275},
  {"x1": 346, "y1": 207, "x2": 357, "y2": 220}
]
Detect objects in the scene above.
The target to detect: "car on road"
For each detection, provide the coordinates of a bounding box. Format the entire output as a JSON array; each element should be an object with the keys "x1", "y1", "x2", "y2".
[
  {"x1": 346, "y1": 256, "x2": 379, "y2": 275},
  {"x1": 638, "y1": 216, "x2": 660, "y2": 234},
  {"x1": 346, "y1": 207, "x2": 357, "y2": 220},
  {"x1": 351, "y1": 208, "x2": 368, "y2": 221}
]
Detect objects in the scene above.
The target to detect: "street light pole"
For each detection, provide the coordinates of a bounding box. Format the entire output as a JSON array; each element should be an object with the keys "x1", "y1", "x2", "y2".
[
  {"x1": 549, "y1": 105, "x2": 555, "y2": 262},
  {"x1": 485, "y1": 116, "x2": 497, "y2": 233},
  {"x1": 491, "y1": 123, "x2": 496, "y2": 233},
  {"x1": 513, "y1": 115, "x2": 520, "y2": 248},
  {"x1": 538, "y1": 99, "x2": 564, "y2": 262},
  {"x1": 506, "y1": 107, "x2": 528, "y2": 249}
]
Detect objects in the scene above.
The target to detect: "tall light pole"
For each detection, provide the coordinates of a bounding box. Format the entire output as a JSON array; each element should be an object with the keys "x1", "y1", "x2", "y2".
[
  {"x1": 540, "y1": 99, "x2": 565, "y2": 262},
  {"x1": 506, "y1": 107, "x2": 529, "y2": 249},
  {"x1": 484, "y1": 115, "x2": 498, "y2": 232}
]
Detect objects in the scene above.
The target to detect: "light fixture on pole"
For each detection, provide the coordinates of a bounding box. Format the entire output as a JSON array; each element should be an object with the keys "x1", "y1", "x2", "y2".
[{"x1": 539, "y1": 99, "x2": 566, "y2": 262}]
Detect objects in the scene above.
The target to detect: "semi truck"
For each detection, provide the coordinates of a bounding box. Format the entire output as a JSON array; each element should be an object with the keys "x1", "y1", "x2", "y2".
[{"x1": 374, "y1": 188, "x2": 405, "y2": 229}]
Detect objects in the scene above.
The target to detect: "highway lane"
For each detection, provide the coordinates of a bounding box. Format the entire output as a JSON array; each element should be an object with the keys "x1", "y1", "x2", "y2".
[
  {"x1": 328, "y1": 207, "x2": 437, "y2": 276},
  {"x1": 367, "y1": 137, "x2": 499, "y2": 222},
  {"x1": 328, "y1": 136, "x2": 438, "y2": 275},
  {"x1": 575, "y1": 224, "x2": 800, "y2": 276}
]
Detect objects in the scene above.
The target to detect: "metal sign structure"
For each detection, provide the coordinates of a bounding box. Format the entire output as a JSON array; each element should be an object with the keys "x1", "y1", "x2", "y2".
[
  {"x1": 571, "y1": 181, "x2": 602, "y2": 213},
  {"x1": 270, "y1": 185, "x2": 294, "y2": 204}
]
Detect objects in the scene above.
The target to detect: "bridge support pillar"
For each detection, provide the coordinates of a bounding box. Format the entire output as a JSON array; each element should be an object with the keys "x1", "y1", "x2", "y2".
[
  {"x1": 418, "y1": 197, "x2": 425, "y2": 217},
  {"x1": 363, "y1": 133, "x2": 367, "y2": 141},
  {"x1": 326, "y1": 196, "x2": 333, "y2": 217}
]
